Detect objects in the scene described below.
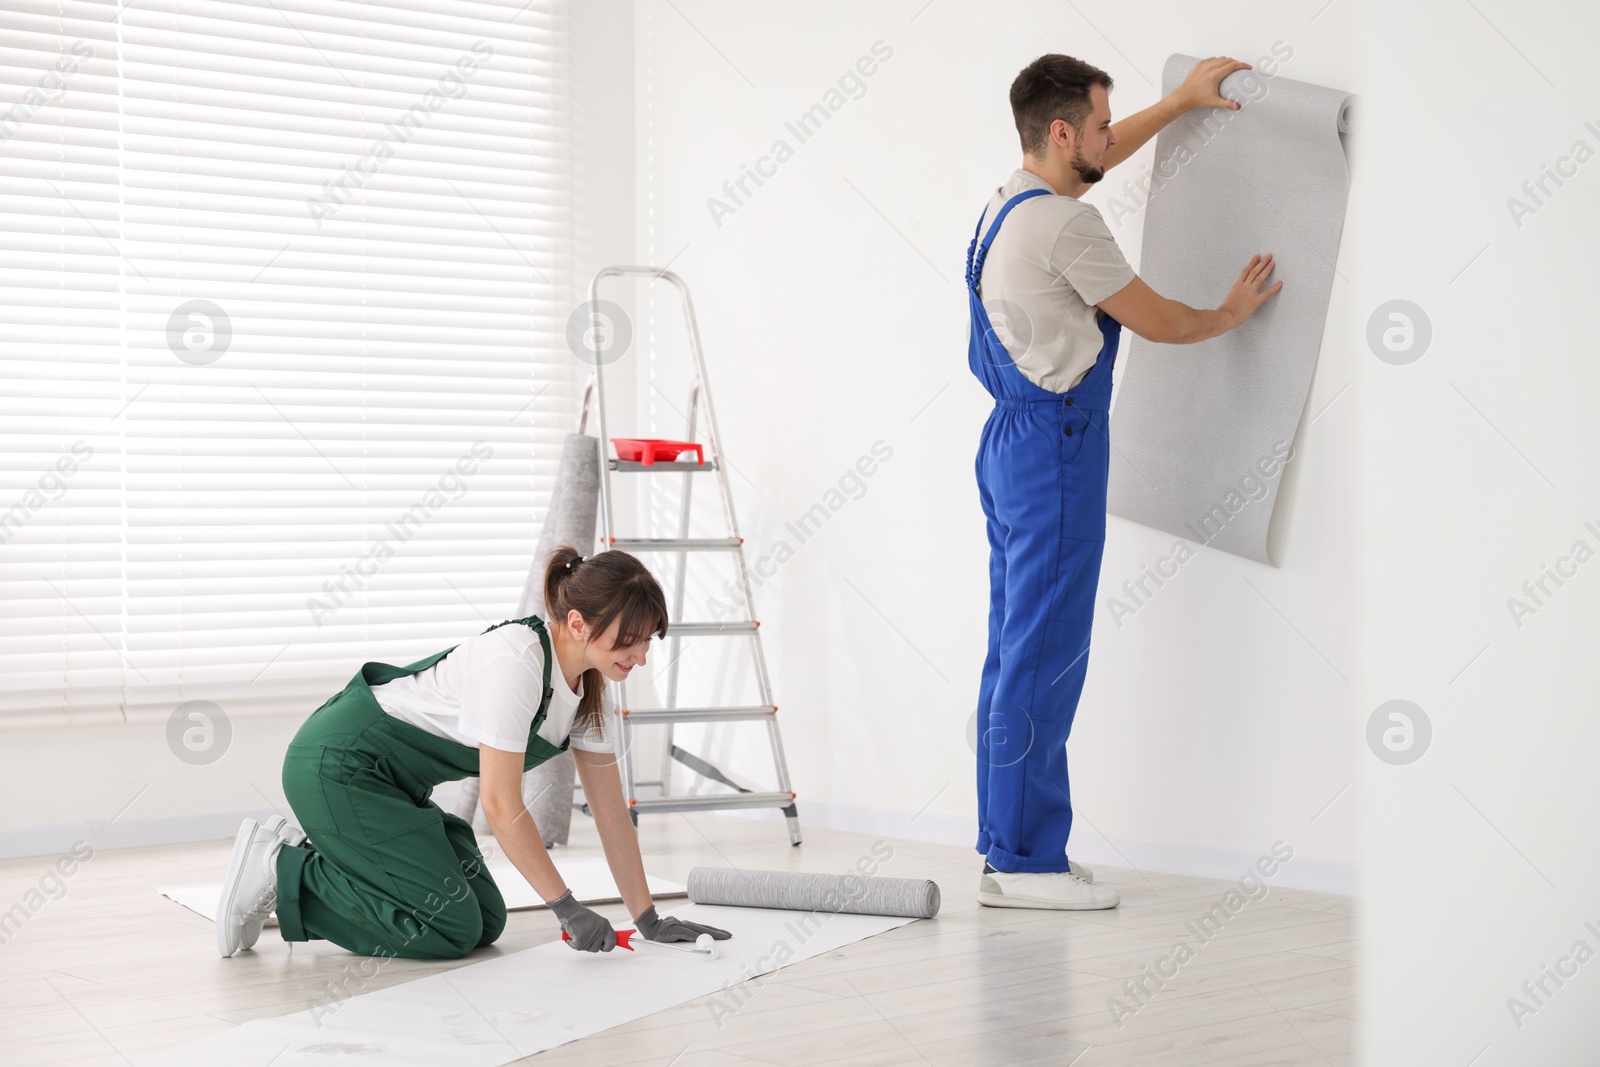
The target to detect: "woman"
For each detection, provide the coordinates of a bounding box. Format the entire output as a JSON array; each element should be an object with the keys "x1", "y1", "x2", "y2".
[{"x1": 215, "y1": 546, "x2": 731, "y2": 959}]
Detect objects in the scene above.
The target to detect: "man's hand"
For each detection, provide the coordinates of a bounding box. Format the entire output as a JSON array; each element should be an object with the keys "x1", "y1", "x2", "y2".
[
  {"x1": 1219, "y1": 253, "x2": 1282, "y2": 329},
  {"x1": 1104, "y1": 56, "x2": 1253, "y2": 173},
  {"x1": 1175, "y1": 56, "x2": 1253, "y2": 112}
]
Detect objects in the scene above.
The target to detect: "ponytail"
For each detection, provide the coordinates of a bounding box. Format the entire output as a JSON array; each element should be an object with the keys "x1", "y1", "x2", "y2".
[{"x1": 543, "y1": 546, "x2": 669, "y2": 731}]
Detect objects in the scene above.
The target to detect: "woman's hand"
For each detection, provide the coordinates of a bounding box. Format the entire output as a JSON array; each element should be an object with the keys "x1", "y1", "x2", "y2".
[
  {"x1": 633, "y1": 904, "x2": 731, "y2": 943},
  {"x1": 548, "y1": 889, "x2": 617, "y2": 952}
]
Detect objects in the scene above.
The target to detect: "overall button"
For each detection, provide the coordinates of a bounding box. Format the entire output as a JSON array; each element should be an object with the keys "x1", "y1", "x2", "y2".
[
  {"x1": 1063, "y1": 425, "x2": 1073, "y2": 437},
  {"x1": 1065, "y1": 397, "x2": 1074, "y2": 406}
]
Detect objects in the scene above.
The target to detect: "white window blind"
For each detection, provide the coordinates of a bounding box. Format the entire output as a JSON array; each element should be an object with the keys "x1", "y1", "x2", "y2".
[{"x1": 1, "y1": 0, "x2": 577, "y2": 727}]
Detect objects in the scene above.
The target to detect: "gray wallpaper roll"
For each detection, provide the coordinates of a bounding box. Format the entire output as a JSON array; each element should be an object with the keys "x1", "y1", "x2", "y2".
[
  {"x1": 687, "y1": 866, "x2": 942, "y2": 919},
  {"x1": 517, "y1": 431, "x2": 601, "y2": 619},
  {"x1": 518, "y1": 431, "x2": 601, "y2": 846},
  {"x1": 1106, "y1": 54, "x2": 1353, "y2": 565},
  {"x1": 451, "y1": 431, "x2": 601, "y2": 845}
]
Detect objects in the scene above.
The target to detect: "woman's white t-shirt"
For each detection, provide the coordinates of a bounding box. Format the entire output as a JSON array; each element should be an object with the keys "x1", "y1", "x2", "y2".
[{"x1": 369, "y1": 621, "x2": 613, "y2": 754}]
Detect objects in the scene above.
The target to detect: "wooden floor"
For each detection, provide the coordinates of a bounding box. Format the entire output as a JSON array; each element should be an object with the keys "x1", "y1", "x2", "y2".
[{"x1": 0, "y1": 811, "x2": 1356, "y2": 1066}]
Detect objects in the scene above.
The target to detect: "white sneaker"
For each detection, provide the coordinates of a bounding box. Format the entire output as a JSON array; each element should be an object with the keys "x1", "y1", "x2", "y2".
[
  {"x1": 274, "y1": 817, "x2": 308, "y2": 849},
  {"x1": 217, "y1": 817, "x2": 285, "y2": 957},
  {"x1": 982, "y1": 858, "x2": 1095, "y2": 881},
  {"x1": 978, "y1": 867, "x2": 1120, "y2": 910},
  {"x1": 252, "y1": 815, "x2": 306, "y2": 937}
]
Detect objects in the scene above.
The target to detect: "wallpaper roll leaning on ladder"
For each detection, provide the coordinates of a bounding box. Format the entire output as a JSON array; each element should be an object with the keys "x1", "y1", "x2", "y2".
[{"x1": 451, "y1": 426, "x2": 604, "y2": 846}]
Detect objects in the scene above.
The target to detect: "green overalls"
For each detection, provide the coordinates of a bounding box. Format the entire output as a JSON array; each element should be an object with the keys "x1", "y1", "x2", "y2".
[{"x1": 275, "y1": 615, "x2": 570, "y2": 960}]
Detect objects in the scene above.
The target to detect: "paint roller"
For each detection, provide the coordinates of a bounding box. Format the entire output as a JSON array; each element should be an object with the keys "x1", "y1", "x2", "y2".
[{"x1": 687, "y1": 867, "x2": 941, "y2": 919}]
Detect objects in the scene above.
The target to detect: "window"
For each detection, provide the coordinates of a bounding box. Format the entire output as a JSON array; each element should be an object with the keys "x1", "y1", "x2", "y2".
[{"x1": 1, "y1": 0, "x2": 577, "y2": 726}]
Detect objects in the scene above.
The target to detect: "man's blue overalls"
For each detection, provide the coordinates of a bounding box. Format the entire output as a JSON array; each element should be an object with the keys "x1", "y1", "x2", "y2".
[{"x1": 968, "y1": 188, "x2": 1122, "y2": 873}]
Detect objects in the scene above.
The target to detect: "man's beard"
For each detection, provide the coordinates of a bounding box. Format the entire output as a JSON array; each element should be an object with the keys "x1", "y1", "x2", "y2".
[{"x1": 1072, "y1": 148, "x2": 1104, "y2": 185}]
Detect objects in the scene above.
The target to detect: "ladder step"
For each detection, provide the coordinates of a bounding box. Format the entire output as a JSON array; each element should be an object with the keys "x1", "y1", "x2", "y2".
[
  {"x1": 622, "y1": 705, "x2": 776, "y2": 724},
  {"x1": 607, "y1": 537, "x2": 741, "y2": 552},
  {"x1": 666, "y1": 621, "x2": 758, "y2": 636},
  {"x1": 628, "y1": 792, "x2": 795, "y2": 814},
  {"x1": 608, "y1": 459, "x2": 718, "y2": 473}
]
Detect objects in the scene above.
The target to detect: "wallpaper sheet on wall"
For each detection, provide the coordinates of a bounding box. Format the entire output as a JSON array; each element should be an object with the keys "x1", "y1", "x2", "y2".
[{"x1": 1107, "y1": 53, "x2": 1355, "y2": 565}]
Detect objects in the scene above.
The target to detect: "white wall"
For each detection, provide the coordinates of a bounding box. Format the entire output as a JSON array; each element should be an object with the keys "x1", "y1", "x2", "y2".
[
  {"x1": 628, "y1": 0, "x2": 1359, "y2": 891},
  {"x1": 1356, "y1": 1, "x2": 1600, "y2": 1061}
]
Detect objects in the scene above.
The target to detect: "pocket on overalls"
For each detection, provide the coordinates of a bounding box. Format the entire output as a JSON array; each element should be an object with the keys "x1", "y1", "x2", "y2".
[
  {"x1": 1060, "y1": 406, "x2": 1090, "y2": 466},
  {"x1": 1059, "y1": 408, "x2": 1108, "y2": 542},
  {"x1": 282, "y1": 746, "x2": 340, "y2": 834},
  {"x1": 1030, "y1": 618, "x2": 1095, "y2": 721}
]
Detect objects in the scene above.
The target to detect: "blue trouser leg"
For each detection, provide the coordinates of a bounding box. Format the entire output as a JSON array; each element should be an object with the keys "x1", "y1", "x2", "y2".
[
  {"x1": 974, "y1": 405, "x2": 1106, "y2": 873},
  {"x1": 974, "y1": 444, "x2": 1006, "y2": 844}
]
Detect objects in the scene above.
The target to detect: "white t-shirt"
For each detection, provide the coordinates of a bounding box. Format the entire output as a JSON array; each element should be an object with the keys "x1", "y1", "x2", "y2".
[
  {"x1": 369, "y1": 621, "x2": 613, "y2": 755},
  {"x1": 976, "y1": 168, "x2": 1137, "y2": 393}
]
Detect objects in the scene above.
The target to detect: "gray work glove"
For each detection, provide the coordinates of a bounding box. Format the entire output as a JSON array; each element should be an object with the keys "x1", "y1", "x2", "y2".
[
  {"x1": 633, "y1": 904, "x2": 732, "y2": 943},
  {"x1": 548, "y1": 889, "x2": 617, "y2": 952}
]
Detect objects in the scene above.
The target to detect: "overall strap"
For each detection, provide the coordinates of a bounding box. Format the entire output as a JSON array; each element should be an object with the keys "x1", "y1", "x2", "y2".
[
  {"x1": 966, "y1": 187, "x2": 1052, "y2": 289},
  {"x1": 481, "y1": 615, "x2": 555, "y2": 711},
  {"x1": 365, "y1": 614, "x2": 557, "y2": 699},
  {"x1": 482, "y1": 615, "x2": 566, "y2": 762},
  {"x1": 366, "y1": 645, "x2": 456, "y2": 686}
]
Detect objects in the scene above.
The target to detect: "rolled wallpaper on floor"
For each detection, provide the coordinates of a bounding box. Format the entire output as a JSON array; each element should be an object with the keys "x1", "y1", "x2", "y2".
[{"x1": 1106, "y1": 53, "x2": 1354, "y2": 565}]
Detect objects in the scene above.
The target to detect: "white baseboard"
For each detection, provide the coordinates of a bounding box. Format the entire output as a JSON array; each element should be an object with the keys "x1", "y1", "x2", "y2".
[
  {"x1": 2, "y1": 797, "x2": 1359, "y2": 897},
  {"x1": 713, "y1": 797, "x2": 1359, "y2": 897},
  {"x1": 0, "y1": 808, "x2": 282, "y2": 862}
]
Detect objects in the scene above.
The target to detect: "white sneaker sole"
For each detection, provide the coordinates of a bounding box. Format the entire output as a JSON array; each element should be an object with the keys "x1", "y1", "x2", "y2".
[
  {"x1": 217, "y1": 818, "x2": 258, "y2": 956},
  {"x1": 976, "y1": 889, "x2": 1120, "y2": 911}
]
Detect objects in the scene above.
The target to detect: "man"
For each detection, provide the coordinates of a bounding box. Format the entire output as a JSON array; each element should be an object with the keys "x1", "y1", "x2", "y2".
[{"x1": 969, "y1": 53, "x2": 1281, "y2": 910}]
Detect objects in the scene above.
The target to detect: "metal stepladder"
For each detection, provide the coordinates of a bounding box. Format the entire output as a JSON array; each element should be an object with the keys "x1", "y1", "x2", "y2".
[{"x1": 581, "y1": 265, "x2": 801, "y2": 847}]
